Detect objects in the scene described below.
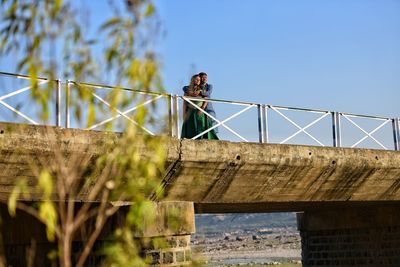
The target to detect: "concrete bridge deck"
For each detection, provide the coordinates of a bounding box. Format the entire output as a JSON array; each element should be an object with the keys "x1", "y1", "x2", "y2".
[{"x1": 1, "y1": 122, "x2": 400, "y2": 213}]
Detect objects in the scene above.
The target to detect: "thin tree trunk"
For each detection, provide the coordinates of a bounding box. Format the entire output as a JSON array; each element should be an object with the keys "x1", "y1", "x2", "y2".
[
  {"x1": 62, "y1": 230, "x2": 72, "y2": 267},
  {"x1": 26, "y1": 239, "x2": 37, "y2": 267},
  {"x1": 0, "y1": 230, "x2": 6, "y2": 267}
]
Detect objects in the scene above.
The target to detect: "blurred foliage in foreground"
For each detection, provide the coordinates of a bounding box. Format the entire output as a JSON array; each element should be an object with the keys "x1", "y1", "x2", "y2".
[{"x1": 0, "y1": 0, "x2": 174, "y2": 266}]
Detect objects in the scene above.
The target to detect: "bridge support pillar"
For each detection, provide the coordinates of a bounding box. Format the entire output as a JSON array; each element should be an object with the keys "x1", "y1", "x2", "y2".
[
  {"x1": 0, "y1": 201, "x2": 195, "y2": 266},
  {"x1": 297, "y1": 207, "x2": 400, "y2": 267},
  {"x1": 136, "y1": 201, "x2": 195, "y2": 266}
]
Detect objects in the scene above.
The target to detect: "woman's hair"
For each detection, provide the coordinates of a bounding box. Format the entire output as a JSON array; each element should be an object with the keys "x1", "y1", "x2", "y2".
[{"x1": 189, "y1": 74, "x2": 200, "y2": 92}]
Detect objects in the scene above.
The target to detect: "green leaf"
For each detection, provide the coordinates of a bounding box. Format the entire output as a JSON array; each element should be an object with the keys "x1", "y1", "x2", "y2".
[
  {"x1": 105, "y1": 47, "x2": 117, "y2": 64},
  {"x1": 87, "y1": 103, "x2": 95, "y2": 128},
  {"x1": 8, "y1": 186, "x2": 20, "y2": 217},
  {"x1": 39, "y1": 201, "x2": 58, "y2": 241},
  {"x1": 144, "y1": 3, "x2": 154, "y2": 17},
  {"x1": 73, "y1": 26, "x2": 81, "y2": 42},
  {"x1": 54, "y1": 0, "x2": 62, "y2": 15},
  {"x1": 31, "y1": 35, "x2": 41, "y2": 51},
  {"x1": 38, "y1": 170, "x2": 53, "y2": 197},
  {"x1": 100, "y1": 17, "x2": 121, "y2": 31},
  {"x1": 8, "y1": 179, "x2": 29, "y2": 216},
  {"x1": 17, "y1": 56, "x2": 29, "y2": 71}
]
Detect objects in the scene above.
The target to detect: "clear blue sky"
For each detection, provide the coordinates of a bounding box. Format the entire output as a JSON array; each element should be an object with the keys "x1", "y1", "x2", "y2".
[
  {"x1": 1, "y1": 0, "x2": 399, "y2": 146},
  {"x1": 2, "y1": 0, "x2": 399, "y2": 117},
  {"x1": 155, "y1": 0, "x2": 399, "y2": 117}
]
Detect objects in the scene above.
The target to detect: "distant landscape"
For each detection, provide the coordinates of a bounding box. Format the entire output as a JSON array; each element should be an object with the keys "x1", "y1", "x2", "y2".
[
  {"x1": 193, "y1": 213, "x2": 302, "y2": 266},
  {"x1": 195, "y1": 213, "x2": 298, "y2": 232}
]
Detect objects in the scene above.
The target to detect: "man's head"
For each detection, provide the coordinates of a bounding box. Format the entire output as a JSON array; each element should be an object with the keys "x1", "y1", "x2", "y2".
[{"x1": 199, "y1": 72, "x2": 208, "y2": 85}]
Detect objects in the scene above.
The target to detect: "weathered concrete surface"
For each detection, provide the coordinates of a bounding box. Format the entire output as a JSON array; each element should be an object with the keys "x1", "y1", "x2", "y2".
[
  {"x1": 168, "y1": 139, "x2": 400, "y2": 213},
  {"x1": 135, "y1": 201, "x2": 195, "y2": 238},
  {"x1": 1, "y1": 122, "x2": 400, "y2": 213},
  {"x1": 0, "y1": 122, "x2": 180, "y2": 200}
]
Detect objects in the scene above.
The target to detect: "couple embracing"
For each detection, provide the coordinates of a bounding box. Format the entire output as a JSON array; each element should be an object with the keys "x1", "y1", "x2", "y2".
[{"x1": 181, "y1": 72, "x2": 218, "y2": 140}]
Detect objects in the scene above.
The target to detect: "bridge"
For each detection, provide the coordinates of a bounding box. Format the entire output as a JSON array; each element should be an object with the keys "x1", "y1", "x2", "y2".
[
  {"x1": 1, "y1": 71, "x2": 400, "y2": 266},
  {"x1": 2, "y1": 122, "x2": 400, "y2": 210}
]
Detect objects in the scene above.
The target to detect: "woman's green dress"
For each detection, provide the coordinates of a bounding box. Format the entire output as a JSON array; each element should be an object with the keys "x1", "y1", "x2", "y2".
[{"x1": 181, "y1": 91, "x2": 218, "y2": 140}]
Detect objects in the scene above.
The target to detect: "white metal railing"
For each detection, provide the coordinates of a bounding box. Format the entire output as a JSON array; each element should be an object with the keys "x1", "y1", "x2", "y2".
[
  {"x1": 65, "y1": 81, "x2": 170, "y2": 135},
  {"x1": 179, "y1": 95, "x2": 257, "y2": 141},
  {"x1": 176, "y1": 96, "x2": 399, "y2": 151},
  {"x1": 340, "y1": 113, "x2": 392, "y2": 150},
  {"x1": 267, "y1": 105, "x2": 331, "y2": 146},
  {"x1": 0, "y1": 71, "x2": 399, "y2": 151},
  {"x1": 0, "y1": 71, "x2": 61, "y2": 126}
]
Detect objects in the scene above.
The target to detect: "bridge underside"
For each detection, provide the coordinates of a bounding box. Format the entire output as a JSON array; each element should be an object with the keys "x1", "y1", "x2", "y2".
[
  {"x1": 1, "y1": 122, "x2": 400, "y2": 213},
  {"x1": 194, "y1": 201, "x2": 400, "y2": 213}
]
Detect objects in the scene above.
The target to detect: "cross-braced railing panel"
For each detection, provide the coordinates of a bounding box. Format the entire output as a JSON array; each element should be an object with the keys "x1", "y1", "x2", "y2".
[
  {"x1": 178, "y1": 96, "x2": 260, "y2": 142},
  {"x1": 266, "y1": 105, "x2": 333, "y2": 147},
  {"x1": 0, "y1": 72, "x2": 60, "y2": 126},
  {"x1": 66, "y1": 82, "x2": 170, "y2": 134},
  {"x1": 339, "y1": 113, "x2": 394, "y2": 150}
]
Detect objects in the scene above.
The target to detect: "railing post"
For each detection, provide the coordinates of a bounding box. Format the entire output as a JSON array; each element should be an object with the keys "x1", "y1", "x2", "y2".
[
  {"x1": 393, "y1": 118, "x2": 400, "y2": 151},
  {"x1": 257, "y1": 104, "x2": 267, "y2": 143},
  {"x1": 172, "y1": 95, "x2": 180, "y2": 139},
  {"x1": 168, "y1": 94, "x2": 173, "y2": 137},
  {"x1": 168, "y1": 94, "x2": 179, "y2": 137},
  {"x1": 55, "y1": 80, "x2": 61, "y2": 127},
  {"x1": 332, "y1": 112, "x2": 341, "y2": 147},
  {"x1": 65, "y1": 80, "x2": 70, "y2": 128},
  {"x1": 265, "y1": 105, "x2": 269, "y2": 143},
  {"x1": 398, "y1": 118, "x2": 400, "y2": 151}
]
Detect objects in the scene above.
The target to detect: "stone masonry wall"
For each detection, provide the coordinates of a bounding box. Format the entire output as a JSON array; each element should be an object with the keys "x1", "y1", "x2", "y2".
[
  {"x1": 301, "y1": 226, "x2": 400, "y2": 266},
  {"x1": 298, "y1": 207, "x2": 400, "y2": 267},
  {"x1": 145, "y1": 235, "x2": 192, "y2": 266}
]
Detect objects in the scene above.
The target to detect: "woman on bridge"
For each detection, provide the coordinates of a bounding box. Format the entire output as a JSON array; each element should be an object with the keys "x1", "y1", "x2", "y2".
[{"x1": 181, "y1": 74, "x2": 218, "y2": 140}]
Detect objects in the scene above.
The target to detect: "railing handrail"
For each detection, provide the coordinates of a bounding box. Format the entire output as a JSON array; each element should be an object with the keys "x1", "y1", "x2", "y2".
[
  {"x1": 339, "y1": 112, "x2": 391, "y2": 121},
  {"x1": 68, "y1": 80, "x2": 171, "y2": 97},
  {"x1": 0, "y1": 71, "x2": 56, "y2": 82}
]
